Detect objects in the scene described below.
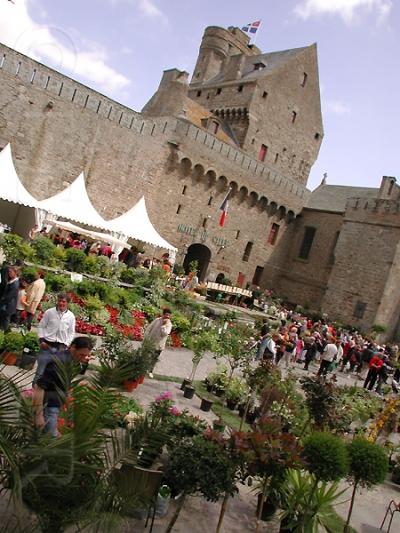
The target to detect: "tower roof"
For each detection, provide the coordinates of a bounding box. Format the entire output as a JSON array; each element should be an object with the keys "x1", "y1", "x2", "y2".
[
  {"x1": 306, "y1": 184, "x2": 379, "y2": 213},
  {"x1": 200, "y1": 45, "x2": 314, "y2": 86}
]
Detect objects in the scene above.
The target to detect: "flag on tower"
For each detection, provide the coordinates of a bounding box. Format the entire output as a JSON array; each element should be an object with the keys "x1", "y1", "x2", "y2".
[
  {"x1": 241, "y1": 20, "x2": 261, "y2": 34},
  {"x1": 219, "y1": 189, "x2": 231, "y2": 228}
]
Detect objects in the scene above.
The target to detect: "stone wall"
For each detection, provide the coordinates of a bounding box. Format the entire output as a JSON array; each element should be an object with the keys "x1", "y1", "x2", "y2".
[
  {"x1": 262, "y1": 208, "x2": 343, "y2": 309},
  {"x1": 321, "y1": 198, "x2": 400, "y2": 332}
]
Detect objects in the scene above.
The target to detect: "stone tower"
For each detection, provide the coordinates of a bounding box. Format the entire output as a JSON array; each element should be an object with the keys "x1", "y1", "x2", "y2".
[{"x1": 188, "y1": 26, "x2": 324, "y2": 186}]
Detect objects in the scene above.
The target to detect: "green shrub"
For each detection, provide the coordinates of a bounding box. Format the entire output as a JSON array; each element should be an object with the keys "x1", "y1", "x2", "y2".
[
  {"x1": 65, "y1": 248, "x2": 87, "y2": 272},
  {"x1": 345, "y1": 437, "x2": 389, "y2": 531},
  {"x1": 303, "y1": 432, "x2": 349, "y2": 482},
  {"x1": 52, "y1": 246, "x2": 67, "y2": 266},
  {"x1": 0, "y1": 233, "x2": 33, "y2": 263},
  {"x1": 23, "y1": 332, "x2": 40, "y2": 353},
  {"x1": 120, "y1": 268, "x2": 138, "y2": 284},
  {"x1": 21, "y1": 266, "x2": 39, "y2": 284},
  {"x1": 30, "y1": 236, "x2": 56, "y2": 265},
  {"x1": 0, "y1": 331, "x2": 4, "y2": 350},
  {"x1": 44, "y1": 273, "x2": 71, "y2": 292},
  {"x1": 3, "y1": 332, "x2": 25, "y2": 353},
  {"x1": 347, "y1": 438, "x2": 388, "y2": 487},
  {"x1": 84, "y1": 255, "x2": 102, "y2": 276},
  {"x1": 171, "y1": 312, "x2": 191, "y2": 333}
]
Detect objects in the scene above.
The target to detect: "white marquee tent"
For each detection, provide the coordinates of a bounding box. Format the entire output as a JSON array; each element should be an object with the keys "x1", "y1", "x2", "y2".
[
  {"x1": 105, "y1": 196, "x2": 177, "y2": 252},
  {"x1": 0, "y1": 143, "x2": 176, "y2": 252}
]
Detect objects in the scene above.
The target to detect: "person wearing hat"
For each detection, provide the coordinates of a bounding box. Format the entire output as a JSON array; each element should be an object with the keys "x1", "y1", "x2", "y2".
[{"x1": 303, "y1": 336, "x2": 317, "y2": 371}]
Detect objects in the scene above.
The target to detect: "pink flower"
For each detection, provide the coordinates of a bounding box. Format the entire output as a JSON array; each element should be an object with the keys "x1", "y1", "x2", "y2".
[
  {"x1": 22, "y1": 388, "x2": 33, "y2": 398},
  {"x1": 155, "y1": 391, "x2": 173, "y2": 403},
  {"x1": 169, "y1": 406, "x2": 181, "y2": 416}
]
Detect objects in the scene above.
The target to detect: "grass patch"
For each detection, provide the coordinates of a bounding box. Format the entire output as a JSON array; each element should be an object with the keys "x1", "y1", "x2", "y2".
[
  {"x1": 153, "y1": 374, "x2": 182, "y2": 383},
  {"x1": 193, "y1": 381, "x2": 250, "y2": 431}
]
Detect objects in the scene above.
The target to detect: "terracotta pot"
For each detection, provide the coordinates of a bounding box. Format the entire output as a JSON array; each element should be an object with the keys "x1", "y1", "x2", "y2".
[
  {"x1": 138, "y1": 375, "x2": 145, "y2": 384},
  {"x1": 2, "y1": 352, "x2": 18, "y2": 366},
  {"x1": 123, "y1": 379, "x2": 138, "y2": 392}
]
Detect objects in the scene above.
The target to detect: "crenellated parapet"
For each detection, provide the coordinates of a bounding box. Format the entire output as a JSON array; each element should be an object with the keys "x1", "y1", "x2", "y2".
[{"x1": 345, "y1": 196, "x2": 400, "y2": 226}]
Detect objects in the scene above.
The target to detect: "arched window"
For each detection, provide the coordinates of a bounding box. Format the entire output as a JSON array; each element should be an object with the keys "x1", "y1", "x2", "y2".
[{"x1": 242, "y1": 241, "x2": 253, "y2": 262}]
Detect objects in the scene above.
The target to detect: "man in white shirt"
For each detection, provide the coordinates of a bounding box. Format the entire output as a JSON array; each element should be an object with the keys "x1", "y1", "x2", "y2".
[
  {"x1": 317, "y1": 336, "x2": 338, "y2": 377},
  {"x1": 34, "y1": 293, "x2": 76, "y2": 383},
  {"x1": 143, "y1": 308, "x2": 172, "y2": 376}
]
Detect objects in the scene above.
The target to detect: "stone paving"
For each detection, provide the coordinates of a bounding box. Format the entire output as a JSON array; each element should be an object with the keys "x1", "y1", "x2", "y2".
[{"x1": 2, "y1": 345, "x2": 400, "y2": 532}]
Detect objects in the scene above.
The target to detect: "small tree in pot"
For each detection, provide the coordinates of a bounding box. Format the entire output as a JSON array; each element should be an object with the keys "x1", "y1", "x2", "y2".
[
  {"x1": 164, "y1": 434, "x2": 237, "y2": 532},
  {"x1": 344, "y1": 437, "x2": 389, "y2": 532}
]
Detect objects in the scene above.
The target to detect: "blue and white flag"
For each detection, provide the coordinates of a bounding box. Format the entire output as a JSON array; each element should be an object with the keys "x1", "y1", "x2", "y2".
[{"x1": 241, "y1": 20, "x2": 261, "y2": 34}]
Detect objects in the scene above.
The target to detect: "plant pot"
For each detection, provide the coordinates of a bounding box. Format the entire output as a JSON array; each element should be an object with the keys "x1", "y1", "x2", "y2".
[
  {"x1": 206, "y1": 383, "x2": 214, "y2": 393},
  {"x1": 238, "y1": 403, "x2": 246, "y2": 417},
  {"x1": 19, "y1": 352, "x2": 37, "y2": 370},
  {"x1": 257, "y1": 494, "x2": 277, "y2": 521},
  {"x1": 138, "y1": 375, "x2": 145, "y2": 384},
  {"x1": 214, "y1": 387, "x2": 225, "y2": 397},
  {"x1": 246, "y1": 410, "x2": 257, "y2": 424},
  {"x1": 200, "y1": 398, "x2": 213, "y2": 412},
  {"x1": 183, "y1": 385, "x2": 195, "y2": 399},
  {"x1": 1, "y1": 352, "x2": 18, "y2": 366},
  {"x1": 123, "y1": 379, "x2": 138, "y2": 392},
  {"x1": 226, "y1": 398, "x2": 238, "y2": 410},
  {"x1": 180, "y1": 378, "x2": 192, "y2": 391}
]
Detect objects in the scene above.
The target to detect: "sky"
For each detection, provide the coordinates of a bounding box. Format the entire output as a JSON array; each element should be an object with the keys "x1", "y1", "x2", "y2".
[{"x1": 0, "y1": 0, "x2": 398, "y2": 191}]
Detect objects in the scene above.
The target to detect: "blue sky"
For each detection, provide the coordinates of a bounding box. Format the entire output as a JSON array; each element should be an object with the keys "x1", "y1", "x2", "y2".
[{"x1": 0, "y1": 0, "x2": 398, "y2": 190}]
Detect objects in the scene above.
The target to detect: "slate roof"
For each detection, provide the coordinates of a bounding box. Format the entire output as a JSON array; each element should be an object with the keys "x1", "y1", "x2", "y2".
[
  {"x1": 202, "y1": 46, "x2": 312, "y2": 86},
  {"x1": 306, "y1": 184, "x2": 379, "y2": 213}
]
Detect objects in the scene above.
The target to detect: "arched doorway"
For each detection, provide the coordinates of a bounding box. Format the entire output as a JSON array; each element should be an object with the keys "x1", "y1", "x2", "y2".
[
  {"x1": 215, "y1": 272, "x2": 225, "y2": 283},
  {"x1": 183, "y1": 243, "x2": 211, "y2": 281}
]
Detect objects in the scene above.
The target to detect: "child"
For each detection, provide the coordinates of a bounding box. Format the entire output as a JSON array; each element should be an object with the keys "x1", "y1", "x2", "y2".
[{"x1": 16, "y1": 278, "x2": 28, "y2": 325}]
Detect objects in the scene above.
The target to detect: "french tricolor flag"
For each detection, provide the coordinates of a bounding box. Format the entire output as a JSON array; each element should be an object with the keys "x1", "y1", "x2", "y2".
[{"x1": 219, "y1": 189, "x2": 231, "y2": 227}]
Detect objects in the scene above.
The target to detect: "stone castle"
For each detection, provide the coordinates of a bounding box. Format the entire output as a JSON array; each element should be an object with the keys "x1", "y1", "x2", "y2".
[{"x1": 0, "y1": 25, "x2": 398, "y2": 338}]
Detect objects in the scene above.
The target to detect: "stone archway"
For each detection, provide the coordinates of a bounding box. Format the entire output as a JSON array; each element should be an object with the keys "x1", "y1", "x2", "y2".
[{"x1": 183, "y1": 243, "x2": 211, "y2": 281}]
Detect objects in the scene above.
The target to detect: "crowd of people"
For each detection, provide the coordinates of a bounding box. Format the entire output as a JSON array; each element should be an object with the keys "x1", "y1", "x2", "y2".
[
  {"x1": 254, "y1": 310, "x2": 400, "y2": 395},
  {"x1": 0, "y1": 265, "x2": 46, "y2": 332},
  {"x1": 29, "y1": 224, "x2": 174, "y2": 272}
]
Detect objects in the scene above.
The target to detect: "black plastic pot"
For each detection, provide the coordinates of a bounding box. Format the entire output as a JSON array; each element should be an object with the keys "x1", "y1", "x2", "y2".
[
  {"x1": 206, "y1": 383, "x2": 214, "y2": 393},
  {"x1": 180, "y1": 378, "x2": 192, "y2": 391},
  {"x1": 183, "y1": 386, "x2": 195, "y2": 399},
  {"x1": 257, "y1": 494, "x2": 277, "y2": 521},
  {"x1": 238, "y1": 403, "x2": 246, "y2": 417},
  {"x1": 226, "y1": 398, "x2": 238, "y2": 410},
  {"x1": 246, "y1": 410, "x2": 257, "y2": 424},
  {"x1": 200, "y1": 398, "x2": 213, "y2": 412},
  {"x1": 214, "y1": 387, "x2": 225, "y2": 397}
]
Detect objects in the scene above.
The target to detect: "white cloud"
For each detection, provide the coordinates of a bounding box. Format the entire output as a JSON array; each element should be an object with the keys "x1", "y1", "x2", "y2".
[
  {"x1": 324, "y1": 100, "x2": 351, "y2": 115},
  {"x1": 0, "y1": 0, "x2": 130, "y2": 95},
  {"x1": 294, "y1": 0, "x2": 393, "y2": 24}
]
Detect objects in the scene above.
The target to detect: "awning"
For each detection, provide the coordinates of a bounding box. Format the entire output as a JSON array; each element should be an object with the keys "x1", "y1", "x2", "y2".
[
  {"x1": 45, "y1": 219, "x2": 129, "y2": 248},
  {"x1": 37, "y1": 173, "x2": 110, "y2": 231},
  {"x1": 0, "y1": 144, "x2": 39, "y2": 207},
  {"x1": 105, "y1": 196, "x2": 177, "y2": 251}
]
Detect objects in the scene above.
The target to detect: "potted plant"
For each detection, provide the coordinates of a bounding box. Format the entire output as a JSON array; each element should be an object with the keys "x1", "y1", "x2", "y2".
[
  {"x1": 1, "y1": 332, "x2": 24, "y2": 365},
  {"x1": 200, "y1": 397, "x2": 213, "y2": 412},
  {"x1": 206, "y1": 364, "x2": 228, "y2": 397},
  {"x1": 20, "y1": 331, "x2": 40, "y2": 369},
  {"x1": 225, "y1": 377, "x2": 248, "y2": 410},
  {"x1": 164, "y1": 435, "x2": 237, "y2": 532},
  {"x1": 183, "y1": 384, "x2": 195, "y2": 399},
  {"x1": 344, "y1": 437, "x2": 389, "y2": 532}
]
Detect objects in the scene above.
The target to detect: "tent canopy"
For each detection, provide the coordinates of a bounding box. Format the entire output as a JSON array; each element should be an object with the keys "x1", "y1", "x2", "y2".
[
  {"x1": 104, "y1": 196, "x2": 177, "y2": 252},
  {"x1": 38, "y1": 173, "x2": 110, "y2": 231},
  {"x1": 0, "y1": 144, "x2": 39, "y2": 208}
]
